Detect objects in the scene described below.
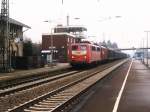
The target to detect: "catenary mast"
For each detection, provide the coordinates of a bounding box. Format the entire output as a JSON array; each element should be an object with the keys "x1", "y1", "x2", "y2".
[{"x1": 0, "y1": 0, "x2": 11, "y2": 72}]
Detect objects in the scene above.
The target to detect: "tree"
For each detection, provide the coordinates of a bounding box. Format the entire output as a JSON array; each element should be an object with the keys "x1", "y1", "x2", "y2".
[
  {"x1": 32, "y1": 43, "x2": 42, "y2": 56},
  {"x1": 101, "y1": 40, "x2": 119, "y2": 49},
  {"x1": 112, "y1": 42, "x2": 118, "y2": 49},
  {"x1": 107, "y1": 40, "x2": 112, "y2": 48},
  {"x1": 101, "y1": 40, "x2": 107, "y2": 47},
  {"x1": 23, "y1": 37, "x2": 42, "y2": 56},
  {"x1": 23, "y1": 38, "x2": 33, "y2": 56}
]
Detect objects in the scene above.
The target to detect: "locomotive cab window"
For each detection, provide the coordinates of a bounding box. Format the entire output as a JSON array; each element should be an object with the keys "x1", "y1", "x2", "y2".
[
  {"x1": 80, "y1": 45, "x2": 86, "y2": 51},
  {"x1": 72, "y1": 45, "x2": 78, "y2": 50}
]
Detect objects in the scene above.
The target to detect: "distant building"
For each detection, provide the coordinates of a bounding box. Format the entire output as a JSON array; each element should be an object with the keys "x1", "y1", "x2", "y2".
[{"x1": 134, "y1": 49, "x2": 150, "y2": 60}]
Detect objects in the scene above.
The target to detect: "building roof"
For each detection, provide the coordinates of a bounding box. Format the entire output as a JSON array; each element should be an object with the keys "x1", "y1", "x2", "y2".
[
  {"x1": 0, "y1": 17, "x2": 31, "y2": 28},
  {"x1": 9, "y1": 18, "x2": 31, "y2": 28},
  {"x1": 42, "y1": 32, "x2": 76, "y2": 38},
  {"x1": 54, "y1": 25, "x2": 87, "y2": 33}
]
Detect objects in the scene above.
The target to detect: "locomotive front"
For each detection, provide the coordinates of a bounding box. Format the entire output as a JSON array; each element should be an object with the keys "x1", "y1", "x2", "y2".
[{"x1": 69, "y1": 43, "x2": 89, "y2": 66}]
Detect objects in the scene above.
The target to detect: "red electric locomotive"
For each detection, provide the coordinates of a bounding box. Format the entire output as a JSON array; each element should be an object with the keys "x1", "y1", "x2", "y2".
[{"x1": 69, "y1": 41, "x2": 108, "y2": 66}]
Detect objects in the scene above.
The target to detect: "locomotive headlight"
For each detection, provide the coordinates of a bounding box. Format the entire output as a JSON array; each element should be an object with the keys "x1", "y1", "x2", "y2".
[
  {"x1": 84, "y1": 56, "x2": 87, "y2": 59},
  {"x1": 72, "y1": 56, "x2": 75, "y2": 58}
]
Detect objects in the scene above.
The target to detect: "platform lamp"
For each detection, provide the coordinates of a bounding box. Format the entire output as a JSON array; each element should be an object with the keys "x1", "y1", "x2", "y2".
[
  {"x1": 66, "y1": 14, "x2": 80, "y2": 26},
  {"x1": 44, "y1": 20, "x2": 54, "y2": 65},
  {"x1": 142, "y1": 38, "x2": 145, "y2": 64},
  {"x1": 98, "y1": 16, "x2": 122, "y2": 22},
  {"x1": 144, "y1": 31, "x2": 150, "y2": 66}
]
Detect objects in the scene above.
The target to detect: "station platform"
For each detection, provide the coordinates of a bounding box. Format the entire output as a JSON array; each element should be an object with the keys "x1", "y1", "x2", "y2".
[
  {"x1": 72, "y1": 59, "x2": 150, "y2": 112},
  {"x1": 0, "y1": 63, "x2": 70, "y2": 82},
  {"x1": 118, "y1": 59, "x2": 150, "y2": 112}
]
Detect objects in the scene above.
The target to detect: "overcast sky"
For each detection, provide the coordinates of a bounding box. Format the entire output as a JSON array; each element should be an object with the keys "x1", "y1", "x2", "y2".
[{"x1": 1, "y1": 0, "x2": 150, "y2": 49}]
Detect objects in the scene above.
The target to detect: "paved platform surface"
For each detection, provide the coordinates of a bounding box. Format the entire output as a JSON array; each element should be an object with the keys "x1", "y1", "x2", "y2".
[
  {"x1": 118, "y1": 60, "x2": 150, "y2": 112},
  {"x1": 72, "y1": 59, "x2": 150, "y2": 112},
  {"x1": 0, "y1": 63, "x2": 70, "y2": 82}
]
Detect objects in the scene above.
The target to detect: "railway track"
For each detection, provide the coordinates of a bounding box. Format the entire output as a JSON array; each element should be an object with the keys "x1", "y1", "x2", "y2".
[
  {"x1": 0, "y1": 67, "x2": 72, "y2": 90},
  {"x1": 0, "y1": 70, "x2": 79, "y2": 97},
  {"x1": 5, "y1": 59, "x2": 128, "y2": 112},
  {"x1": 0, "y1": 61, "x2": 118, "y2": 97}
]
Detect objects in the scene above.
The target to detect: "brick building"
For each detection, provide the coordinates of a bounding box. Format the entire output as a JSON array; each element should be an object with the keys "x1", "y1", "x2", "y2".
[
  {"x1": 42, "y1": 33, "x2": 76, "y2": 63},
  {"x1": 42, "y1": 25, "x2": 87, "y2": 63}
]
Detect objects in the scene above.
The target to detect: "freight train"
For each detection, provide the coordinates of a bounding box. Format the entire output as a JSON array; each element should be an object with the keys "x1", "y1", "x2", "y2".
[{"x1": 68, "y1": 41, "x2": 127, "y2": 66}]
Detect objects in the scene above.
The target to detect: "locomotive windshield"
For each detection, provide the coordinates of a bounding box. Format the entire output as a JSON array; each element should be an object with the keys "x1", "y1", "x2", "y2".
[
  {"x1": 72, "y1": 45, "x2": 87, "y2": 51},
  {"x1": 72, "y1": 45, "x2": 78, "y2": 50},
  {"x1": 80, "y1": 45, "x2": 86, "y2": 51}
]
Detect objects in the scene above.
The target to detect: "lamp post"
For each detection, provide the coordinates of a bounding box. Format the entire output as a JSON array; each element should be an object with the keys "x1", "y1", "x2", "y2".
[
  {"x1": 98, "y1": 16, "x2": 122, "y2": 22},
  {"x1": 97, "y1": 16, "x2": 122, "y2": 44},
  {"x1": 44, "y1": 20, "x2": 54, "y2": 65},
  {"x1": 142, "y1": 38, "x2": 145, "y2": 63},
  {"x1": 66, "y1": 14, "x2": 81, "y2": 26},
  {"x1": 144, "y1": 31, "x2": 150, "y2": 66}
]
